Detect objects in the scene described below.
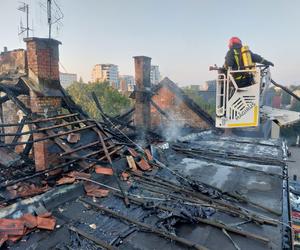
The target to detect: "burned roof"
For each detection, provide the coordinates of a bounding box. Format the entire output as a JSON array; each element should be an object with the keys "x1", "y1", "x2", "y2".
[
  {"x1": 0, "y1": 37, "x2": 291, "y2": 249},
  {"x1": 153, "y1": 77, "x2": 215, "y2": 128},
  {"x1": 0, "y1": 130, "x2": 291, "y2": 249},
  {"x1": 21, "y1": 76, "x2": 64, "y2": 97}
]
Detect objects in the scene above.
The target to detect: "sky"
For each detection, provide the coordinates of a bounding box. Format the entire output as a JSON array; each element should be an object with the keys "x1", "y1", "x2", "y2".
[{"x1": 1, "y1": 0, "x2": 300, "y2": 86}]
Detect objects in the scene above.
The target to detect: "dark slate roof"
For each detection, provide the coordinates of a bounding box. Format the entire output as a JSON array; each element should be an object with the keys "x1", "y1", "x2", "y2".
[{"x1": 153, "y1": 77, "x2": 215, "y2": 128}]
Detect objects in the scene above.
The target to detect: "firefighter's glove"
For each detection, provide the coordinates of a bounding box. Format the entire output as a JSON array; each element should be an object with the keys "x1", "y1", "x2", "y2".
[{"x1": 263, "y1": 60, "x2": 274, "y2": 67}]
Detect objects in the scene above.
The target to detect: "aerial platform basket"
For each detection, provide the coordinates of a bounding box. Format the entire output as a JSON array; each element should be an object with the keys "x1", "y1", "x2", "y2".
[
  {"x1": 214, "y1": 66, "x2": 265, "y2": 128},
  {"x1": 210, "y1": 64, "x2": 300, "y2": 131}
]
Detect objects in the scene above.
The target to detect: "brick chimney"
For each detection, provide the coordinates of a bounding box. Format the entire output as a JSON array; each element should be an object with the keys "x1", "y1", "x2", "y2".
[
  {"x1": 24, "y1": 37, "x2": 62, "y2": 171},
  {"x1": 24, "y1": 37, "x2": 61, "y2": 80},
  {"x1": 133, "y1": 56, "x2": 151, "y2": 134}
]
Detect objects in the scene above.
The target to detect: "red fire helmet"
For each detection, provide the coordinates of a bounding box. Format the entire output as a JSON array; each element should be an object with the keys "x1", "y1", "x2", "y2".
[{"x1": 228, "y1": 37, "x2": 242, "y2": 49}]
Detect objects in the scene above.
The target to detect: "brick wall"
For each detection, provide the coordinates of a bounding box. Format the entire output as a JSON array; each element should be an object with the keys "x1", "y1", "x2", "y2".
[
  {"x1": 30, "y1": 90, "x2": 62, "y2": 172},
  {"x1": 151, "y1": 86, "x2": 211, "y2": 129},
  {"x1": 0, "y1": 49, "x2": 27, "y2": 76},
  {"x1": 30, "y1": 93, "x2": 62, "y2": 115},
  {"x1": 24, "y1": 37, "x2": 61, "y2": 81}
]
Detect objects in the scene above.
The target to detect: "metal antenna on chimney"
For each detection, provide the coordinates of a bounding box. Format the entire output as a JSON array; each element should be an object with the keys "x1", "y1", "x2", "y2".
[
  {"x1": 17, "y1": 2, "x2": 32, "y2": 38},
  {"x1": 47, "y1": 0, "x2": 52, "y2": 38},
  {"x1": 46, "y1": 0, "x2": 64, "y2": 39}
]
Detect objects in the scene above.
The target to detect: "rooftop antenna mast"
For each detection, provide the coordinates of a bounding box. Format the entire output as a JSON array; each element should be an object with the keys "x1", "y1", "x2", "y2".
[
  {"x1": 18, "y1": 2, "x2": 32, "y2": 38},
  {"x1": 47, "y1": 0, "x2": 52, "y2": 38},
  {"x1": 46, "y1": 0, "x2": 63, "y2": 39}
]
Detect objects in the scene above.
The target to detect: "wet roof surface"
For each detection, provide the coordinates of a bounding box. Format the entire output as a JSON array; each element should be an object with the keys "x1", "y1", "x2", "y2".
[
  {"x1": 5, "y1": 131, "x2": 289, "y2": 250},
  {"x1": 164, "y1": 133, "x2": 286, "y2": 249}
]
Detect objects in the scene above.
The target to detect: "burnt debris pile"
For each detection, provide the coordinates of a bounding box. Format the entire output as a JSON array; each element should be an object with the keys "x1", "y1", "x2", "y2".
[{"x1": 0, "y1": 38, "x2": 292, "y2": 249}]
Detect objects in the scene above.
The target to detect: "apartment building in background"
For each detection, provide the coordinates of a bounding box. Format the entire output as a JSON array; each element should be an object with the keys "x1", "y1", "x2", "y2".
[
  {"x1": 119, "y1": 75, "x2": 135, "y2": 93},
  {"x1": 59, "y1": 72, "x2": 77, "y2": 88},
  {"x1": 91, "y1": 64, "x2": 119, "y2": 88},
  {"x1": 150, "y1": 65, "x2": 161, "y2": 85}
]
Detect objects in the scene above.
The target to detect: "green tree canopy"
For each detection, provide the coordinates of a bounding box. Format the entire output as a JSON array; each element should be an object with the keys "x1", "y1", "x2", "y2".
[
  {"x1": 183, "y1": 88, "x2": 216, "y2": 117},
  {"x1": 67, "y1": 81, "x2": 132, "y2": 119}
]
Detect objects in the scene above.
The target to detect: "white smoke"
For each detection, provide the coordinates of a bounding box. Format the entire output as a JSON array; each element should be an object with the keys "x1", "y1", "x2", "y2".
[{"x1": 161, "y1": 111, "x2": 186, "y2": 141}]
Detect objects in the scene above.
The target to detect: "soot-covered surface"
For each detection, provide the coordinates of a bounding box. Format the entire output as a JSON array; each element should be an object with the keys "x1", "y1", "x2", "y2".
[
  {"x1": 7, "y1": 131, "x2": 290, "y2": 250},
  {"x1": 161, "y1": 132, "x2": 287, "y2": 249}
]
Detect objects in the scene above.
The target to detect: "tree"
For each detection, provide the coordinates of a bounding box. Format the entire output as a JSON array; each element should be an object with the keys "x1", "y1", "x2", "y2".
[
  {"x1": 67, "y1": 81, "x2": 132, "y2": 119},
  {"x1": 183, "y1": 88, "x2": 216, "y2": 117}
]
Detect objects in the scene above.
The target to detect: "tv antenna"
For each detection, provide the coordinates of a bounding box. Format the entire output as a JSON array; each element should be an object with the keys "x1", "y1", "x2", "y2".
[
  {"x1": 17, "y1": 2, "x2": 32, "y2": 38},
  {"x1": 46, "y1": 0, "x2": 64, "y2": 39}
]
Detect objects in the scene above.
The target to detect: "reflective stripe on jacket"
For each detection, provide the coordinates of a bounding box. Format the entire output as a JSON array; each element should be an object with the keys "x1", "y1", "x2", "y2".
[{"x1": 224, "y1": 44, "x2": 264, "y2": 81}]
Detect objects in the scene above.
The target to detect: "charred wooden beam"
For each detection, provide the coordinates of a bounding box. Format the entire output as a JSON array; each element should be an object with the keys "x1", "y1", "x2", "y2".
[
  {"x1": 0, "y1": 124, "x2": 96, "y2": 147},
  {"x1": 10, "y1": 117, "x2": 27, "y2": 147},
  {"x1": 114, "y1": 107, "x2": 134, "y2": 120},
  {"x1": 1, "y1": 145, "x2": 123, "y2": 189},
  {"x1": 91, "y1": 92, "x2": 110, "y2": 124},
  {"x1": 62, "y1": 144, "x2": 116, "y2": 160},
  {"x1": 0, "y1": 119, "x2": 88, "y2": 137},
  {"x1": 0, "y1": 162, "x2": 76, "y2": 189},
  {"x1": 68, "y1": 145, "x2": 124, "y2": 172},
  {"x1": 0, "y1": 85, "x2": 27, "y2": 105},
  {"x1": 80, "y1": 198, "x2": 208, "y2": 250},
  {"x1": 61, "y1": 92, "x2": 90, "y2": 119},
  {"x1": 91, "y1": 92, "x2": 135, "y2": 131},
  {"x1": 60, "y1": 140, "x2": 107, "y2": 156},
  {"x1": 132, "y1": 172, "x2": 277, "y2": 226},
  {"x1": 94, "y1": 121, "x2": 130, "y2": 206},
  {"x1": 21, "y1": 134, "x2": 33, "y2": 157},
  {"x1": 68, "y1": 225, "x2": 117, "y2": 250},
  {"x1": 43, "y1": 129, "x2": 91, "y2": 169},
  {"x1": 0, "y1": 113, "x2": 78, "y2": 127},
  {"x1": 111, "y1": 192, "x2": 270, "y2": 244},
  {"x1": 0, "y1": 84, "x2": 31, "y2": 115},
  {"x1": 0, "y1": 95, "x2": 9, "y2": 104},
  {"x1": 172, "y1": 144, "x2": 286, "y2": 167}
]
